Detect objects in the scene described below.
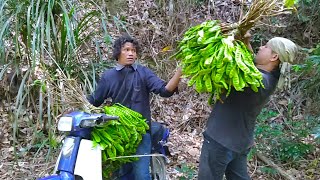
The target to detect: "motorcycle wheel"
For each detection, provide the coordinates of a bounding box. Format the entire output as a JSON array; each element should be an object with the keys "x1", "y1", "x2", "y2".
[{"x1": 151, "y1": 155, "x2": 166, "y2": 180}]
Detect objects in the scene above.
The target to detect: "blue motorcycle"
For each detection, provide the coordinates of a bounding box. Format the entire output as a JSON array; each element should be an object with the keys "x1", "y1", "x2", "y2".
[{"x1": 38, "y1": 111, "x2": 170, "y2": 180}]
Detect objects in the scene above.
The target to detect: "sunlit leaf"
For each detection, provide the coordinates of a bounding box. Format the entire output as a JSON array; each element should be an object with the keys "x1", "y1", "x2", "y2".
[
  {"x1": 284, "y1": 0, "x2": 295, "y2": 8},
  {"x1": 161, "y1": 46, "x2": 172, "y2": 52}
]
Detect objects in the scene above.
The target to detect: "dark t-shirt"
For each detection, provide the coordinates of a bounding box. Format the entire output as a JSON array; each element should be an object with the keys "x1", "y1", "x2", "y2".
[
  {"x1": 204, "y1": 68, "x2": 280, "y2": 153},
  {"x1": 87, "y1": 63, "x2": 174, "y2": 123}
]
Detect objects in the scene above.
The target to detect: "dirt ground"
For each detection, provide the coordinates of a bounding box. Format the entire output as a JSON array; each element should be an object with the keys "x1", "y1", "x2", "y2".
[{"x1": 1, "y1": 89, "x2": 318, "y2": 180}]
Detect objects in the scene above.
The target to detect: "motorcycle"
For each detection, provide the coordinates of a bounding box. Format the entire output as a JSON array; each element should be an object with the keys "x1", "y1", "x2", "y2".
[{"x1": 38, "y1": 111, "x2": 170, "y2": 180}]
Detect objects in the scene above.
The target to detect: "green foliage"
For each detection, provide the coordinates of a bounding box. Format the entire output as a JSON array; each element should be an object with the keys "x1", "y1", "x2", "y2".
[
  {"x1": 295, "y1": 0, "x2": 320, "y2": 24},
  {"x1": 15, "y1": 130, "x2": 60, "y2": 161},
  {"x1": 257, "y1": 108, "x2": 279, "y2": 121},
  {"x1": 292, "y1": 43, "x2": 320, "y2": 114},
  {"x1": 175, "y1": 163, "x2": 197, "y2": 180},
  {"x1": 315, "y1": 126, "x2": 320, "y2": 142},
  {"x1": 247, "y1": 148, "x2": 257, "y2": 161},
  {"x1": 31, "y1": 79, "x2": 47, "y2": 93},
  {"x1": 250, "y1": 33, "x2": 268, "y2": 53},
  {"x1": 284, "y1": 0, "x2": 296, "y2": 8},
  {"x1": 306, "y1": 158, "x2": 320, "y2": 178},
  {"x1": 0, "y1": 0, "x2": 113, "y2": 88},
  {"x1": 278, "y1": 141, "x2": 313, "y2": 162},
  {"x1": 260, "y1": 167, "x2": 278, "y2": 175},
  {"x1": 255, "y1": 109, "x2": 318, "y2": 163},
  {"x1": 302, "y1": 44, "x2": 320, "y2": 70},
  {"x1": 289, "y1": 0, "x2": 320, "y2": 46},
  {"x1": 312, "y1": 116, "x2": 320, "y2": 144},
  {"x1": 0, "y1": 0, "x2": 114, "y2": 158},
  {"x1": 250, "y1": 0, "x2": 319, "y2": 51}
]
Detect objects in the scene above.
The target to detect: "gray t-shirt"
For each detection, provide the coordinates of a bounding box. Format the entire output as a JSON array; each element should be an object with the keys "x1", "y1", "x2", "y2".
[{"x1": 204, "y1": 68, "x2": 280, "y2": 153}]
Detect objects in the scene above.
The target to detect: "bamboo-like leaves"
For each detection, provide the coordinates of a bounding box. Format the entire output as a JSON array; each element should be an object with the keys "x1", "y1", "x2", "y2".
[{"x1": 0, "y1": 0, "x2": 113, "y2": 155}]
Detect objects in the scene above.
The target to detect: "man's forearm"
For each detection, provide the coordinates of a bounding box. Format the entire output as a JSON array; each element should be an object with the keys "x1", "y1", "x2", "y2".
[
  {"x1": 245, "y1": 41, "x2": 254, "y2": 53},
  {"x1": 165, "y1": 68, "x2": 182, "y2": 92}
]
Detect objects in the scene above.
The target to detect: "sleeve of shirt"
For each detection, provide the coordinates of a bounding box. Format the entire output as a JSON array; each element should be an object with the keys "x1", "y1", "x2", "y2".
[
  {"x1": 144, "y1": 67, "x2": 175, "y2": 97},
  {"x1": 257, "y1": 72, "x2": 277, "y2": 100},
  {"x1": 87, "y1": 73, "x2": 110, "y2": 107}
]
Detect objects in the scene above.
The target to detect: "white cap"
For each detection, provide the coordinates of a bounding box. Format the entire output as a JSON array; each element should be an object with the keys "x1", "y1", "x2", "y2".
[{"x1": 267, "y1": 37, "x2": 298, "y2": 64}]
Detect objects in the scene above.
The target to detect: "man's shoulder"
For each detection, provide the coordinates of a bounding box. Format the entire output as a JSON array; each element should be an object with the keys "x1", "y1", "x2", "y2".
[
  {"x1": 260, "y1": 69, "x2": 279, "y2": 89},
  {"x1": 101, "y1": 67, "x2": 117, "y2": 78},
  {"x1": 136, "y1": 64, "x2": 154, "y2": 73},
  {"x1": 136, "y1": 64, "x2": 148, "y2": 70}
]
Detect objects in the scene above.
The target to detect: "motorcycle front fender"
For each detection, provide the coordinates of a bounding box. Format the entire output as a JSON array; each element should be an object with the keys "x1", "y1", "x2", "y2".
[
  {"x1": 74, "y1": 139, "x2": 103, "y2": 180},
  {"x1": 37, "y1": 171, "x2": 74, "y2": 180},
  {"x1": 37, "y1": 174, "x2": 61, "y2": 180}
]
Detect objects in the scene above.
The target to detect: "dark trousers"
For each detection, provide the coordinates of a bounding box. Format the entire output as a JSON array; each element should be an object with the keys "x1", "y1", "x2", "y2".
[
  {"x1": 198, "y1": 135, "x2": 251, "y2": 180},
  {"x1": 117, "y1": 133, "x2": 151, "y2": 180}
]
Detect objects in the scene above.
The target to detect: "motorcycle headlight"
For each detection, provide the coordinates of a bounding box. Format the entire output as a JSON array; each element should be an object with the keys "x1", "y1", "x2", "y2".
[{"x1": 58, "y1": 117, "x2": 73, "y2": 131}]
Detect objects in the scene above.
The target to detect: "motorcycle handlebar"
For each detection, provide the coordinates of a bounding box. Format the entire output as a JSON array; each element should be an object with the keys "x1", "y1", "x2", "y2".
[
  {"x1": 97, "y1": 115, "x2": 119, "y2": 124},
  {"x1": 79, "y1": 114, "x2": 119, "y2": 128}
]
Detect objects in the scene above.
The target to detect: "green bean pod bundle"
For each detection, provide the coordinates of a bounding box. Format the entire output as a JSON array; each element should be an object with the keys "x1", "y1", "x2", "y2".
[
  {"x1": 91, "y1": 103, "x2": 149, "y2": 179},
  {"x1": 174, "y1": 20, "x2": 264, "y2": 103}
]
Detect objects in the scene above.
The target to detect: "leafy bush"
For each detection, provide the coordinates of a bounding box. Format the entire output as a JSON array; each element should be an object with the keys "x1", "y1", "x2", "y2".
[
  {"x1": 175, "y1": 163, "x2": 197, "y2": 180},
  {"x1": 291, "y1": 43, "x2": 320, "y2": 115},
  {"x1": 294, "y1": 0, "x2": 320, "y2": 40},
  {"x1": 260, "y1": 167, "x2": 278, "y2": 175},
  {"x1": 278, "y1": 141, "x2": 313, "y2": 162},
  {"x1": 255, "y1": 109, "x2": 317, "y2": 163},
  {"x1": 0, "y1": 0, "x2": 113, "y2": 155}
]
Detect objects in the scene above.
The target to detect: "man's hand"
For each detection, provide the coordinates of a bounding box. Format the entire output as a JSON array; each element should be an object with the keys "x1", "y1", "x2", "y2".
[
  {"x1": 165, "y1": 67, "x2": 182, "y2": 92},
  {"x1": 236, "y1": 31, "x2": 254, "y2": 53},
  {"x1": 235, "y1": 30, "x2": 251, "y2": 41},
  {"x1": 219, "y1": 23, "x2": 254, "y2": 53},
  {"x1": 242, "y1": 31, "x2": 252, "y2": 43},
  {"x1": 220, "y1": 23, "x2": 230, "y2": 33}
]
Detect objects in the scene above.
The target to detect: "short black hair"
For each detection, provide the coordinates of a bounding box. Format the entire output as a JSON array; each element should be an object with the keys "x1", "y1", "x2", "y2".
[{"x1": 112, "y1": 34, "x2": 140, "y2": 60}]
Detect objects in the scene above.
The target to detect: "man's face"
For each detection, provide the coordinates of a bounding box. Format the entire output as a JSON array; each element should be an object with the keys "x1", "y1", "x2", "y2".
[
  {"x1": 255, "y1": 43, "x2": 276, "y2": 65},
  {"x1": 118, "y1": 42, "x2": 137, "y2": 66}
]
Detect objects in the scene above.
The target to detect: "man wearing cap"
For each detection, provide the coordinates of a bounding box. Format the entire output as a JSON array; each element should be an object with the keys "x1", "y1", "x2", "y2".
[{"x1": 198, "y1": 34, "x2": 298, "y2": 180}]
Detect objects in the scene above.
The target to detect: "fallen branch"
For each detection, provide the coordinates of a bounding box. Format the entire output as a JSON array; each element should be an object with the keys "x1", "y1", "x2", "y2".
[{"x1": 256, "y1": 152, "x2": 296, "y2": 180}]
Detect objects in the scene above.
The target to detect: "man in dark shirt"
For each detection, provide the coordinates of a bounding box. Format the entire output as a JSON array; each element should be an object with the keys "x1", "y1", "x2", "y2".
[
  {"x1": 87, "y1": 34, "x2": 182, "y2": 180},
  {"x1": 198, "y1": 35, "x2": 298, "y2": 180}
]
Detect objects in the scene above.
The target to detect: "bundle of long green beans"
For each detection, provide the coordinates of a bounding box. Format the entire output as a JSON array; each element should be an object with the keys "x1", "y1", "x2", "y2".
[
  {"x1": 174, "y1": 0, "x2": 295, "y2": 103},
  {"x1": 174, "y1": 20, "x2": 264, "y2": 103},
  {"x1": 91, "y1": 103, "x2": 149, "y2": 178}
]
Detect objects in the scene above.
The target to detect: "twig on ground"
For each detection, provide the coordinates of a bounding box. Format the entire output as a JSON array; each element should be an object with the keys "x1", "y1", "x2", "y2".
[
  {"x1": 250, "y1": 155, "x2": 258, "y2": 178},
  {"x1": 256, "y1": 152, "x2": 296, "y2": 180}
]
